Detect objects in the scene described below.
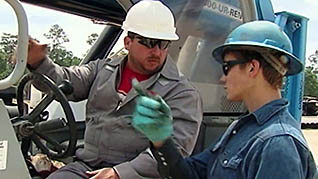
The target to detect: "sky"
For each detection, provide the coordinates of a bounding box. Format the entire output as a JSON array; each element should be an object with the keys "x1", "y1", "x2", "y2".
[
  {"x1": 0, "y1": 0, "x2": 318, "y2": 62},
  {"x1": 0, "y1": 1, "x2": 105, "y2": 57},
  {"x1": 271, "y1": 0, "x2": 318, "y2": 62}
]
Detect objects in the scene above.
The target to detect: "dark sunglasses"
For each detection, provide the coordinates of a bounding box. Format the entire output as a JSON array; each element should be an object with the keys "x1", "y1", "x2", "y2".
[
  {"x1": 222, "y1": 59, "x2": 247, "y2": 76},
  {"x1": 129, "y1": 33, "x2": 171, "y2": 50}
]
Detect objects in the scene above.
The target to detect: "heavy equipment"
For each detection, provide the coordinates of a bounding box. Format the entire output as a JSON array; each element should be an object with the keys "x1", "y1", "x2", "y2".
[{"x1": 0, "y1": 0, "x2": 310, "y2": 178}]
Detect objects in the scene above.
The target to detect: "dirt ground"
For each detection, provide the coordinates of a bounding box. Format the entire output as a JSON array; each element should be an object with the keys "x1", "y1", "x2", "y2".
[{"x1": 302, "y1": 129, "x2": 318, "y2": 162}]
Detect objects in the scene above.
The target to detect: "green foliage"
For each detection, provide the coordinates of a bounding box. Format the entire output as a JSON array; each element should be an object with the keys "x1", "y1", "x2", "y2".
[
  {"x1": 44, "y1": 24, "x2": 81, "y2": 66},
  {"x1": 304, "y1": 66, "x2": 318, "y2": 97},
  {"x1": 82, "y1": 33, "x2": 99, "y2": 57},
  {"x1": 49, "y1": 48, "x2": 81, "y2": 66},
  {"x1": 0, "y1": 56, "x2": 14, "y2": 79},
  {"x1": 0, "y1": 24, "x2": 86, "y2": 81},
  {"x1": 86, "y1": 33, "x2": 99, "y2": 46},
  {"x1": 0, "y1": 33, "x2": 16, "y2": 79},
  {"x1": 0, "y1": 33, "x2": 18, "y2": 56},
  {"x1": 304, "y1": 51, "x2": 318, "y2": 97},
  {"x1": 44, "y1": 24, "x2": 70, "y2": 49}
]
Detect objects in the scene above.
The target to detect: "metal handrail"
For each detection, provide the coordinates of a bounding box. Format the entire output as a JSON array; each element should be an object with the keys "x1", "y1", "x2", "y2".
[{"x1": 0, "y1": 0, "x2": 28, "y2": 90}]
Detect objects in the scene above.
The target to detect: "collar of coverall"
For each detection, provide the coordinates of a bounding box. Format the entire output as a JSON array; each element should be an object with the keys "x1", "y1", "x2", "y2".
[{"x1": 106, "y1": 55, "x2": 183, "y2": 81}]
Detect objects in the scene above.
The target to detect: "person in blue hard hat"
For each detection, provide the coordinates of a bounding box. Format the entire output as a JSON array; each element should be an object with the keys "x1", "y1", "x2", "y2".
[
  {"x1": 21, "y1": 1, "x2": 203, "y2": 178},
  {"x1": 132, "y1": 20, "x2": 317, "y2": 179}
]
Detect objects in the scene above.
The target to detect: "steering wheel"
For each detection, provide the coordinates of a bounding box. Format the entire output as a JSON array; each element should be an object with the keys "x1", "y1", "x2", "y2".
[{"x1": 16, "y1": 72, "x2": 77, "y2": 159}]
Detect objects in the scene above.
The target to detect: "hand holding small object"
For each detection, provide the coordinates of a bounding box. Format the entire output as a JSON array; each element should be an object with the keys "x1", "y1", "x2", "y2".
[{"x1": 132, "y1": 78, "x2": 173, "y2": 142}]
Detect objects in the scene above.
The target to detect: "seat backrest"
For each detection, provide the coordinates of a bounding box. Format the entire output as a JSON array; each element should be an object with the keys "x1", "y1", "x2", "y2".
[{"x1": 191, "y1": 115, "x2": 236, "y2": 155}]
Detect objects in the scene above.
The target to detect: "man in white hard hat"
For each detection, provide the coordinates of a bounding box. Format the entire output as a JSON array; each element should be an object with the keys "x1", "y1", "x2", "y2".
[
  {"x1": 24, "y1": 1, "x2": 202, "y2": 178},
  {"x1": 132, "y1": 21, "x2": 317, "y2": 179}
]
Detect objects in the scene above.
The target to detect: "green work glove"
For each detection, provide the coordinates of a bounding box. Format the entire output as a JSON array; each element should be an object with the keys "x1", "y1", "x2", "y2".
[{"x1": 132, "y1": 96, "x2": 173, "y2": 142}]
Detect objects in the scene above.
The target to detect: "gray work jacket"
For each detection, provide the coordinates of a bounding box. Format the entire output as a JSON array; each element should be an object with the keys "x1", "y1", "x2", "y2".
[{"x1": 34, "y1": 55, "x2": 203, "y2": 178}]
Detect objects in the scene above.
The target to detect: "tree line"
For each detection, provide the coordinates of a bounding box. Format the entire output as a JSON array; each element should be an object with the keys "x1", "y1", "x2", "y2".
[
  {"x1": 0, "y1": 24, "x2": 98, "y2": 80},
  {"x1": 304, "y1": 50, "x2": 318, "y2": 97}
]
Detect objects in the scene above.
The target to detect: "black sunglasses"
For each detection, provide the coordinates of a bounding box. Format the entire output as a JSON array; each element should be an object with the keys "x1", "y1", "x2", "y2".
[
  {"x1": 129, "y1": 33, "x2": 171, "y2": 50},
  {"x1": 222, "y1": 59, "x2": 247, "y2": 76}
]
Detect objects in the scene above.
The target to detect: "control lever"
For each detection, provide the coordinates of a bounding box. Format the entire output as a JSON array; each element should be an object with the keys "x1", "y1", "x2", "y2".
[
  {"x1": 34, "y1": 118, "x2": 67, "y2": 132},
  {"x1": 58, "y1": 80, "x2": 73, "y2": 95}
]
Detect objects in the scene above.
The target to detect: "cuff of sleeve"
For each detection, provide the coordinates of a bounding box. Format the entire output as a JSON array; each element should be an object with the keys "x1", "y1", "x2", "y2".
[
  {"x1": 27, "y1": 57, "x2": 48, "y2": 71},
  {"x1": 150, "y1": 138, "x2": 181, "y2": 178},
  {"x1": 35, "y1": 57, "x2": 52, "y2": 72},
  {"x1": 113, "y1": 162, "x2": 140, "y2": 179},
  {"x1": 150, "y1": 138, "x2": 178, "y2": 157},
  {"x1": 28, "y1": 57, "x2": 56, "y2": 74}
]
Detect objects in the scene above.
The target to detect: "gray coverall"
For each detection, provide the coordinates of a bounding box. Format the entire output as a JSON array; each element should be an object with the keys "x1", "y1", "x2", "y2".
[{"x1": 34, "y1": 55, "x2": 203, "y2": 178}]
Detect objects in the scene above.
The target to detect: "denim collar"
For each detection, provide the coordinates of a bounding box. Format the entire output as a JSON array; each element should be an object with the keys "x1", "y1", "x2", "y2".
[{"x1": 242, "y1": 99, "x2": 289, "y2": 125}]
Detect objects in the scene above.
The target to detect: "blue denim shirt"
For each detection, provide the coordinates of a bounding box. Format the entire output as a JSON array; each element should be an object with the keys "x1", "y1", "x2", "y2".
[{"x1": 153, "y1": 99, "x2": 317, "y2": 179}]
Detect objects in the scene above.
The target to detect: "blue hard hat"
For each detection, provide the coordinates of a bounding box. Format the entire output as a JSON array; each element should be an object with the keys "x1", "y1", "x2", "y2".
[{"x1": 212, "y1": 21, "x2": 303, "y2": 76}]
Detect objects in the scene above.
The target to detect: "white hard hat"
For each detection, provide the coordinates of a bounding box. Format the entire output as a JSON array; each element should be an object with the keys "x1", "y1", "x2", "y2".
[{"x1": 122, "y1": 0, "x2": 179, "y2": 40}]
